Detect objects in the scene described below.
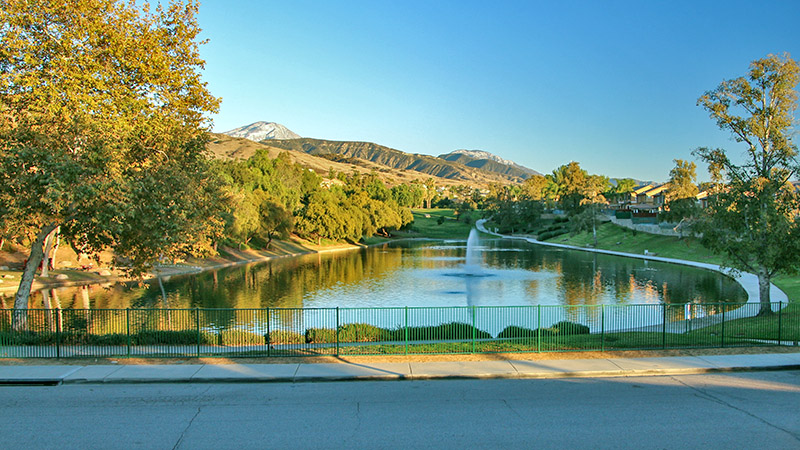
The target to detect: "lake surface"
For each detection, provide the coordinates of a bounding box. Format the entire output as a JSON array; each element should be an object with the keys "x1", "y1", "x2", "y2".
[{"x1": 17, "y1": 237, "x2": 747, "y2": 312}]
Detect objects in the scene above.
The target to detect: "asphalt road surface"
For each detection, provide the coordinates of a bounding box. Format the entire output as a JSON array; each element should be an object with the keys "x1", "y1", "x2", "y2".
[{"x1": 2, "y1": 371, "x2": 799, "y2": 449}]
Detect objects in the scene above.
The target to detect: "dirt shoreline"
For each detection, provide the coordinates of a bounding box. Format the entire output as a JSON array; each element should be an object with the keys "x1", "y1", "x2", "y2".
[{"x1": 0, "y1": 239, "x2": 370, "y2": 295}]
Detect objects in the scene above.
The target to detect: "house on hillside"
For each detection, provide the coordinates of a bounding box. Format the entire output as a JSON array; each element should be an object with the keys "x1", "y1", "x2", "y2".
[
  {"x1": 696, "y1": 190, "x2": 710, "y2": 209},
  {"x1": 632, "y1": 184, "x2": 668, "y2": 211},
  {"x1": 607, "y1": 184, "x2": 652, "y2": 209}
]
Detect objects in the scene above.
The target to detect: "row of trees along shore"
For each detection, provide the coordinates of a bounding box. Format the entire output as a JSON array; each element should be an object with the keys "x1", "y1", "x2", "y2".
[{"x1": 0, "y1": 0, "x2": 797, "y2": 318}]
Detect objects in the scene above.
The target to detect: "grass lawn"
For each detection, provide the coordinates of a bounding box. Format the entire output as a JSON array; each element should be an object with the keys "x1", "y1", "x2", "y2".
[
  {"x1": 546, "y1": 221, "x2": 725, "y2": 265},
  {"x1": 392, "y1": 209, "x2": 481, "y2": 240}
]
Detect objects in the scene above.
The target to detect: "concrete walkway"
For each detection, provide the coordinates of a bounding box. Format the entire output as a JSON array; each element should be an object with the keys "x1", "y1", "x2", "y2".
[{"x1": 1, "y1": 352, "x2": 799, "y2": 385}]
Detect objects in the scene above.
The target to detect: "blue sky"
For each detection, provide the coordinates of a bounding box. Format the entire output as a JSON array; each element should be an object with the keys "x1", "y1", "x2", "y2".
[{"x1": 197, "y1": 0, "x2": 800, "y2": 182}]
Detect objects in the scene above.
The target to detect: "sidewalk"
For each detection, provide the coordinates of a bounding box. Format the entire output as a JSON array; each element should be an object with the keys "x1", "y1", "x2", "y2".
[{"x1": 2, "y1": 352, "x2": 799, "y2": 385}]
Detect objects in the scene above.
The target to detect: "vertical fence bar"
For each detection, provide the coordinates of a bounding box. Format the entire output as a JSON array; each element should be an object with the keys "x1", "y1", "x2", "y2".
[
  {"x1": 266, "y1": 307, "x2": 271, "y2": 357},
  {"x1": 56, "y1": 308, "x2": 61, "y2": 359},
  {"x1": 778, "y1": 302, "x2": 783, "y2": 345},
  {"x1": 600, "y1": 304, "x2": 605, "y2": 353},
  {"x1": 126, "y1": 308, "x2": 131, "y2": 358},
  {"x1": 536, "y1": 305, "x2": 541, "y2": 353},
  {"x1": 685, "y1": 304, "x2": 689, "y2": 334},
  {"x1": 471, "y1": 305, "x2": 476, "y2": 354},
  {"x1": 404, "y1": 306, "x2": 408, "y2": 356},
  {"x1": 195, "y1": 308, "x2": 201, "y2": 357},
  {"x1": 721, "y1": 305, "x2": 726, "y2": 348},
  {"x1": 335, "y1": 307, "x2": 340, "y2": 357},
  {"x1": 662, "y1": 303, "x2": 667, "y2": 350}
]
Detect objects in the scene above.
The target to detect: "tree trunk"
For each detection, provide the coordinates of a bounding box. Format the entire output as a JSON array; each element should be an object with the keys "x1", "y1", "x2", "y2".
[
  {"x1": 13, "y1": 224, "x2": 58, "y2": 330},
  {"x1": 40, "y1": 227, "x2": 59, "y2": 278},
  {"x1": 756, "y1": 269, "x2": 773, "y2": 316},
  {"x1": 51, "y1": 229, "x2": 60, "y2": 270}
]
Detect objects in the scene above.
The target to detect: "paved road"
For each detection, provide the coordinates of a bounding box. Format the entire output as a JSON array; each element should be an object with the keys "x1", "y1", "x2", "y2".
[{"x1": 2, "y1": 371, "x2": 799, "y2": 449}]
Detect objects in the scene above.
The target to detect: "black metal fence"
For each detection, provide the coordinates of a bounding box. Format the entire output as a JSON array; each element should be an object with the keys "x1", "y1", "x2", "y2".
[{"x1": 0, "y1": 302, "x2": 795, "y2": 358}]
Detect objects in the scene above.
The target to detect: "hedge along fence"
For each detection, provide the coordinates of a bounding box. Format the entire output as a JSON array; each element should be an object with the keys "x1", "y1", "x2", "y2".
[{"x1": 0, "y1": 303, "x2": 795, "y2": 359}]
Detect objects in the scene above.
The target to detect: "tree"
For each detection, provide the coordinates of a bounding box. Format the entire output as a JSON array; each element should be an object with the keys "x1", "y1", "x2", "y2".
[
  {"x1": 259, "y1": 197, "x2": 294, "y2": 249},
  {"x1": 520, "y1": 174, "x2": 549, "y2": 201},
  {"x1": 663, "y1": 159, "x2": 700, "y2": 227},
  {"x1": 423, "y1": 177, "x2": 437, "y2": 209},
  {"x1": 573, "y1": 174, "x2": 609, "y2": 246},
  {"x1": 693, "y1": 53, "x2": 800, "y2": 315},
  {"x1": 607, "y1": 178, "x2": 636, "y2": 206},
  {"x1": 0, "y1": 0, "x2": 221, "y2": 321},
  {"x1": 665, "y1": 159, "x2": 699, "y2": 203},
  {"x1": 548, "y1": 162, "x2": 589, "y2": 212}
]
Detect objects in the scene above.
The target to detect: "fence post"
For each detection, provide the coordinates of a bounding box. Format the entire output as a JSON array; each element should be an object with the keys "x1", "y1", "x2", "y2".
[
  {"x1": 778, "y1": 302, "x2": 783, "y2": 346},
  {"x1": 721, "y1": 305, "x2": 725, "y2": 348},
  {"x1": 126, "y1": 308, "x2": 131, "y2": 358},
  {"x1": 686, "y1": 304, "x2": 691, "y2": 334},
  {"x1": 195, "y1": 308, "x2": 201, "y2": 357},
  {"x1": 471, "y1": 306, "x2": 477, "y2": 354},
  {"x1": 600, "y1": 305, "x2": 605, "y2": 353},
  {"x1": 404, "y1": 306, "x2": 409, "y2": 356},
  {"x1": 537, "y1": 305, "x2": 541, "y2": 353},
  {"x1": 335, "y1": 307, "x2": 340, "y2": 357},
  {"x1": 266, "y1": 307, "x2": 271, "y2": 357},
  {"x1": 56, "y1": 309, "x2": 62, "y2": 359},
  {"x1": 662, "y1": 303, "x2": 667, "y2": 350}
]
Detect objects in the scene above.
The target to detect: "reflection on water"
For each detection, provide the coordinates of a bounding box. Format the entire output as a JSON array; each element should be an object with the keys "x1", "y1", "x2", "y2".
[{"x1": 22, "y1": 238, "x2": 746, "y2": 315}]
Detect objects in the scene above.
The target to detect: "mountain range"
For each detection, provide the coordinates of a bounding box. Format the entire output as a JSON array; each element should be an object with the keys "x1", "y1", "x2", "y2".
[
  {"x1": 439, "y1": 149, "x2": 541, "y2": 179},
  {"x1": 217, "y1": 121, "x2": 539, "y2": 184}
]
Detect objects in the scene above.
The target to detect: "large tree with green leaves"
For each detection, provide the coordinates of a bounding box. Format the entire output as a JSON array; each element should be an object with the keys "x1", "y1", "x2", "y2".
[
  {"x1": 663, "y1": 159, "x2": 700, "y2": 226},
  {"x1": 0, "y1": 0, "x2": 221, "y2": 321},
  {"x1": 693, "y1": 53, "x2": 800, "y2": 315}
]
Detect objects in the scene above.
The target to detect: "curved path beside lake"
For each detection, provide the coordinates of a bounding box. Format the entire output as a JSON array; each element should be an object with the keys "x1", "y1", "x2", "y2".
[{"x1": 476, "y1": 220, "x2": 788, "y2": 332}]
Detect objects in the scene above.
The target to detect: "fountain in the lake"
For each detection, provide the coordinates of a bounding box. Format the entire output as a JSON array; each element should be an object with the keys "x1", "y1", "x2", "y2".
[
  {"x1": 465, "y1": 228, "x2": 483, "y2": 306},
  {"x1": 464, "y1": 228, "x2": 482, "y2": 276}
]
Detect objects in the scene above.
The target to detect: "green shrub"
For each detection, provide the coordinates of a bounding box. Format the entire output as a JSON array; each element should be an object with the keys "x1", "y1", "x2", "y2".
[
  {"x1": 85, "y1": 333, "x2": 128, "y2": 346},
  {"x1": 406, "y1": 322, "x2": 491, "y2": 341},
  {"x1": 0, "y1": 331, "x2": 56, "y2": 345},
  {"x1": 134, "y1": 330, "x2": 212, "y2": 345},
  {"x1": 549, "y1": 321, "x2": 590, "y2": 335},
  {"x1": 496, "y1": 326, "x2": 538, "y2": 339},
  {"x1": 539, "y1": 228, "x2": 568, "y2": 240},
  {"x1": 338, "y1": 323, "x2": 393, "y2": 342},
  {"x1": 305, "y1": 327, "x2": 336, "y2": 343},
  {"x1": 267, "y1": 330, "x2": 304, "y2": 345},
  {"x1": 220, "y1": 329, "x2": 266, "y2": 345}
]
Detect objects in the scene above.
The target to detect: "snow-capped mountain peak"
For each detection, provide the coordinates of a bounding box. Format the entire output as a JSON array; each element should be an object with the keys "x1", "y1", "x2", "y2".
[
  {"x1": 448, "y1": 149, "x2": 518, "y2": 167},
  {"x1": 222, "y1": 121, "x2": 301, "y2": 141}
]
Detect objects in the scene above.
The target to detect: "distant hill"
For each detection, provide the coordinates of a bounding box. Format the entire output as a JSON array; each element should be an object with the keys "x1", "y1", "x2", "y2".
[
  {"x1": 222, "y1": 121, "x2": 301, "y2": 141},
  {"x1": 264, "y1": 138, "x2": 527, "y2": 183},
  {"x1": 206, "y1": 134, "x2": 506, "y2": 187},
  {"x1": 439, "y1": 149, "x2": 540, "y2": 179}
]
